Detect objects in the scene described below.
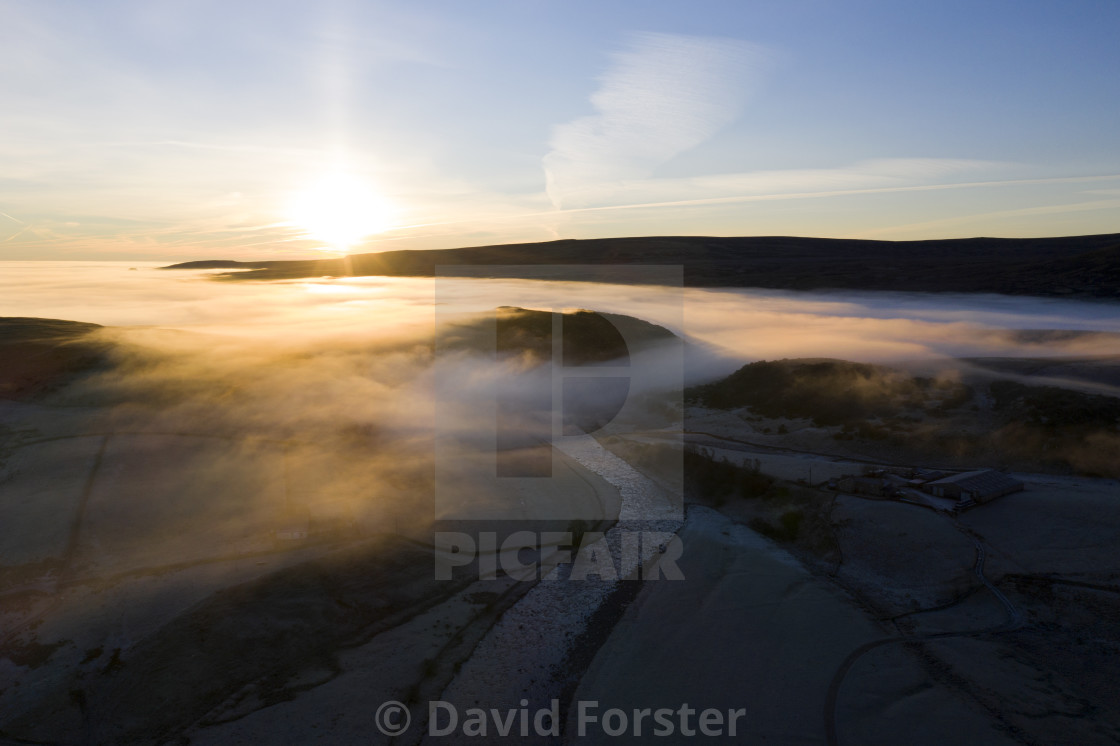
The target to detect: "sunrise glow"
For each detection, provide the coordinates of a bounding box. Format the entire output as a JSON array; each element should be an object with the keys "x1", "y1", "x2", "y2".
[{"x1": 287, "y1": 171, "x2": 395, "y2": 250}]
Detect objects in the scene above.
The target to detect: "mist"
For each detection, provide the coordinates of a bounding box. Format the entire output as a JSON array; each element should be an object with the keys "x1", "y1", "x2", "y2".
[
  {"x1": 4, "y1": 261, "x2": 1117, "y2": 544},
  {"x1": 4, "y1": 260, "x2": 1120, "y2": 741},
  {"x1": 3, "y1": 263, "x2": 1119, "y2": 363}
]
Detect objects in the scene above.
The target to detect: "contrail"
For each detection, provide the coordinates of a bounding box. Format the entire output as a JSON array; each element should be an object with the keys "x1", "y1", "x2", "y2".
[
  {"x1": 857, "y1": 197, "x2": 1120, "y2": 239},
  {"x1": 2, "y1": 226, "x2": 33, "y2": 242},
  {"x1": 0, "y1": 210, "x2": 26, "y2": 224},
  {"x1": 389, "y1": 172, "x2": 1120, "y2": 232},
  {"x1": 545, "y1": 173, "x2": 1120, "y2": 216}
]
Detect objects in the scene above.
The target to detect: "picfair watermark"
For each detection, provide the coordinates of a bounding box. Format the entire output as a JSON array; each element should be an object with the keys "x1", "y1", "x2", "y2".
[{"x1": 433, "y1": 530, "x2": 683, "y2": 581}]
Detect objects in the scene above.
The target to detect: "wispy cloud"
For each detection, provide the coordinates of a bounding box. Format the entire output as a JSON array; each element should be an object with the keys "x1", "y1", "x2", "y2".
[
  {"x1": 351, "y1": 171, "x2": 1120, "y2": 249},
  {"x1": 858, "y1": 194, "x2": 1120, "y2": 239},
  {"x1": 549, "y1": 158, "x2": 1004, "y2": 209},
  {"x1": 543, "y1": 32, "x2": 770, "y2": 209},
  {"x1": 536, "y1": 171, "x2": 1120, "y2": 220}
]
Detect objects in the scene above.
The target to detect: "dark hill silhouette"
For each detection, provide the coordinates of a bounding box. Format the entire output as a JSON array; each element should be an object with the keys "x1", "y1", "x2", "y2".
[
  {"x1": 164, "y1": 233, "x2": 1120, "y2": 299},
  {"x1": 0, "y1": 317, "x2": 106, "y2": 400},
  {"x1": 439, "y1": 306, "x2": 678, "y2": 366}
]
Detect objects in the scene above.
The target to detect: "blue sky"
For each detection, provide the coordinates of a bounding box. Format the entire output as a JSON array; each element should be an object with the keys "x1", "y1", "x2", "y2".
[{"x1": 2, "y1": 0, "x2": 1119, "y2": 259}]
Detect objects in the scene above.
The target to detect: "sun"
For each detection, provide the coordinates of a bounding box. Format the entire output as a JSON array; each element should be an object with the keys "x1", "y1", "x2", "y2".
[{"x1": 288, "y1": 170, "x2": 395, "y2": 250}]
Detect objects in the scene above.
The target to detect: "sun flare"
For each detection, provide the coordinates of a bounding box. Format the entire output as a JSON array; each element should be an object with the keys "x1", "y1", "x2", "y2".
[{"x1": 288, "y1": 171, "x2": 395, "y2": 250}]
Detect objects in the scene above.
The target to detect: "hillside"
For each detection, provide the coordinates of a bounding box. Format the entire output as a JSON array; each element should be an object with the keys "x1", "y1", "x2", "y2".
[
  {"x1": 0, "y1": 317, "x2": 107, "y2": 400},
  {"x1": 687, "y1": 357, "x2": 1120, "y2": 477},
  {"x1": 164, "y1": 233, "x2": 1120, "y2": 299}
]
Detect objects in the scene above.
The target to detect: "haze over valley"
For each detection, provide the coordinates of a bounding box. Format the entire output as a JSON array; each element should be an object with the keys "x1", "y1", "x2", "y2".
[
  {"x1": 4, "y1": 1, "x2": 1120, "y2": 742},
  {"x1": 3, "y1": 253, "x2": 1120, "y2": 743}
]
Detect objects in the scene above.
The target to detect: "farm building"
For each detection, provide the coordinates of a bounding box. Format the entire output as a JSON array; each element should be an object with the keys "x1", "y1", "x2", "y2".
[
  {"x1": 836, "y1": 475, "x2": 887, "y2": 497},
  {"x1": 922, "y1": 469, "x2": 1024, "y2": 505}
]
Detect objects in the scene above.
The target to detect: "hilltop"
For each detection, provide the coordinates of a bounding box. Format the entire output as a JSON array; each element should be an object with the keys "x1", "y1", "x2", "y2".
[
  {"x1": 686, "y1": 357, "x2": 1120, "y2": 478},
  {"x1": 0, "y1": 317, "x2": 107, "y2": 400},
  {"x1": 439, "y1": 306, "x2": 677, "y2": 365}
]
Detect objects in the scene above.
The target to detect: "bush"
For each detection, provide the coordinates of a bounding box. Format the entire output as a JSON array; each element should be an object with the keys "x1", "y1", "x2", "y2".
[
  {"x1": 990, "y1": 380, "x2": 1120, "y2": 429},
  {"x1": 748, "y1": 510, "x2": 803, "y2": 543},
  {"x1": 683, "y1": 448, "x2": 774, "y2": 503},
  {"x1": 687, "y1": 359, "x2": 937, "y2": 426}
]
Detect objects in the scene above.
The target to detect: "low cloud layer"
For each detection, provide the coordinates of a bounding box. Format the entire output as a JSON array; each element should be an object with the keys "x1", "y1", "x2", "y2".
[{"x1": 5, "y1": 264, "x2": 1120, "y2": 365}]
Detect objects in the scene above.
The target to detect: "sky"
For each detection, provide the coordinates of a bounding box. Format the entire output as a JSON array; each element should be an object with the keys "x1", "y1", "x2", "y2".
[{"x1": 2, "y1": 0, "x2": 1120, "y2": 261}]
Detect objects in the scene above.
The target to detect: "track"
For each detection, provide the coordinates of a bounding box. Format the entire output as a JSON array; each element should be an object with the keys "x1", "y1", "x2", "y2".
[{"x1": 822, "y1": 519, "x2": 1024, "y2": 746}]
